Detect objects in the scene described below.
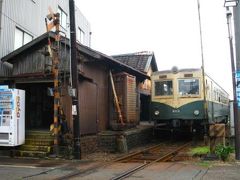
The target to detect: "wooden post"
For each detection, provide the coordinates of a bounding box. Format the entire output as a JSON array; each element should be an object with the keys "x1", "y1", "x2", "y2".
[
  {"x1": 109, "y1": 71, "x2": 124, "y2": 125},
  {"x1": 209, "y1": 124, "x2": 226, "y2": 153}
]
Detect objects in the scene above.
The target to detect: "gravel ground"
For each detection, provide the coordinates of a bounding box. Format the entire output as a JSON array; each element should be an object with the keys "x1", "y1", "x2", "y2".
[{"x1": 81, "y1": 141, "x2": 161, "y2": 162}]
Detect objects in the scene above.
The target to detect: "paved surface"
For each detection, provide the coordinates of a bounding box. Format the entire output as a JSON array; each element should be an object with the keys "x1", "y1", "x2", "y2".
[
  {"x1": 201, "y1": 163, "x2": 240, "y2": 180},
  {"x1": 0, "y1": 157, "x2": 240, "y2": 180},
  {"x1": 70, "y1": 161, "x2": 240, "y2": 180}
]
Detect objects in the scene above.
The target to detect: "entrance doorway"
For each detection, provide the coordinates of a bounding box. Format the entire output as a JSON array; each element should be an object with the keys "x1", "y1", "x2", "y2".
[
  {"x1": 140, "y1": 94, "x2": 150, "y2": 121},
  {"x1": 17, "y1": 83, "x2": 53, "y2": 130}
]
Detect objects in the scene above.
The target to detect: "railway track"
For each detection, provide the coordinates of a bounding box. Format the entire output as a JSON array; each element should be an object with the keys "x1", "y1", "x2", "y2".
[
  {"x1": 55, "y1": 141, "x2": 191, "y2": 180},
  {"x1": 111, "y1": 141, "x2": 191, "y2": 180}
]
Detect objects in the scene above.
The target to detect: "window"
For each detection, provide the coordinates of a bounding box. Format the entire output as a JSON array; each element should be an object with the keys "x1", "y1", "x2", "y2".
[
  {"x1": 14, "y1": 27, "x2": 33, "y2": 50},
  {"x1": 24, "y1": 33, "x2": 33, "y2": 44},
  {"x1": 155, "y1": 80, "x2": 173, "y2": 96},
  {"x1": 58, "y1": 7, "x2": 67, "y2": 29},
  {"x1": 77, "y1": 28, "x2": 85, "y2": 44},
  {"x1": 178, "y1": 79, "x2": 199, "y2": 96}
]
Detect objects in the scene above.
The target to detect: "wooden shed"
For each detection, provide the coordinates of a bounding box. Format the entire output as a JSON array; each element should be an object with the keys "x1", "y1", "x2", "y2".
[
  {"x1": 113, "y1": 52, "x2": 158, "y2": 121},
  {"x1": 1, "y1": 32, "x2": 149, "y2": 135},
  {"x1": 112, "y1": 72, "x2": 137, "y2": 124}
]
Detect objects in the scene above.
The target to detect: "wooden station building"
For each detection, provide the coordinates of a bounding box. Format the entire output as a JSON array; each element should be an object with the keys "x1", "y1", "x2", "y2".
[
  {"x1": 0, "y1": 32, "x2": 149, "y2": 138},
  {"x1": 0, "y1": 0, "x2": 157, "y2": 157}
]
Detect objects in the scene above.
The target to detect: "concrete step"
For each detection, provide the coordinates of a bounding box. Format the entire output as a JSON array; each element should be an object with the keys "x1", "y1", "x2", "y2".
[
  {"x1": 19, "y1": 145, "x2": 52, "y2": 153},
  {"x1": 12, "y1": 150, "x2": 48, "y2": 158},
  {"x1": 25, "y1": 135, "x2": 54, "y2": 141},
  {"x1": 25, "y1": 139, "x2": 54, "y2": 146},
  {"x1": 26, "y1": 130, "x2": 51, "y2": 135},
  {"x1": 26, "y1": 130, "x2": 53, "y2": 140},
  {"x1": 7, "y1": 130, "x2": 55, "y2": 158}
]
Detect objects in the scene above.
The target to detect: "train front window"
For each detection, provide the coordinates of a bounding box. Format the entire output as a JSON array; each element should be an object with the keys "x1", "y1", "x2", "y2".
[
  {"x1": 155, "y1": 81, "x2": 173, "y2": 96},
  {"x1": 178, "y1": 79, "x2": 199, "y2": 96}
]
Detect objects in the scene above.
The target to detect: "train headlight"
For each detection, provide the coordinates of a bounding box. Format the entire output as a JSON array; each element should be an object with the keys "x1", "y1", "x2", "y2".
[
  {"x1": 194, "y1": 110, "x2": 200, "y2": 116},
  {"x1": 154, "y1": 110, "x2": 160, "y2": 116}
]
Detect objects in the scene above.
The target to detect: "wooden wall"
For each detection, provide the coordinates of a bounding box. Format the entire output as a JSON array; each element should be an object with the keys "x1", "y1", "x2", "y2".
[
  {"x1": 78, "y1": 63, "x2": 109, "y2": 134},
  {"x1": 11, "y1": 44, "x2": 70, "y2": 76},
  {"x1": 6, "y1": 41, "x2": 147, "y2": 135}
]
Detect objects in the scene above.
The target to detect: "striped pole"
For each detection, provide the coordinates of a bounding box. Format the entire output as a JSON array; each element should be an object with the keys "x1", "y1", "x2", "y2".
[
  {"x1": 45, "y1": 9, "x2": 60, "y2": 156},
  {"x1": 53, "y1": 50, "x2": 60, "y2": 155},
  {"x1": 53, "y1": 12, "x2": 60, "y2": 156}
]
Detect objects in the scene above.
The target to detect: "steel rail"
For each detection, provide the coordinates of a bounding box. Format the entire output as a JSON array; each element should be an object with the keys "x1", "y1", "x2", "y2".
[
  {"x1": 54, "y1": 162, "x2": 112, "y2": 180},
  {"x1": 111, "y1": 141, "x2": 191, "y2": 180},
  {"x1": 54, "y1": 143, "x2": 165, "y2": 180},
  {"x1": 113, "y1": 143, "x2": 165, "y2": 162},
  {"x1": 54, "y1": 141, "x2": 191, "y2": 180}
]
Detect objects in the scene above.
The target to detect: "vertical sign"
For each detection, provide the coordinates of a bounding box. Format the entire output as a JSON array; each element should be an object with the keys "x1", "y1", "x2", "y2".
[{"x1": 236, "y1": 71, "x2": 240, "y2": 107}]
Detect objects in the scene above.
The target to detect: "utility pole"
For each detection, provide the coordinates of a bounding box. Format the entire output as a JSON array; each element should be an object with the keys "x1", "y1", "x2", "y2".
[
  {"x1": 69, "y1": 0, "x2": 81, "y2": 159},
  {"x1": 197, "y1": 0, "x2": 208, "y2": 141},
  {"x1": 226, "y1": 5, "x2": 240, "y2": 160}
]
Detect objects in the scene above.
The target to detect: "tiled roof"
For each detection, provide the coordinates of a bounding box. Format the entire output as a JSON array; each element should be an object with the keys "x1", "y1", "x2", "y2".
[{"x1": 112, "y1": 51, "x2": 158, "y2": 73}]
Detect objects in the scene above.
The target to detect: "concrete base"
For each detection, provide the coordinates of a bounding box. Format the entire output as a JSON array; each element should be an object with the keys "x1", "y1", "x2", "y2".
[
  {"x1": 98, "y1": 125, "x2": 153, "y2": 153},
  {"x1": 1, "y1": 126, "x2": 153, "y2": 158},
  {"x1": 110, "y1": 122, "x2": 136, "y2": 131}
]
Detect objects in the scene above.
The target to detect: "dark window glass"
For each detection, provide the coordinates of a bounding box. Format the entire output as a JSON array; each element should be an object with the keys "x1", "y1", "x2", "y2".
[{"x1": 155, "y1": 81, "x2": 173, "y2": 96}]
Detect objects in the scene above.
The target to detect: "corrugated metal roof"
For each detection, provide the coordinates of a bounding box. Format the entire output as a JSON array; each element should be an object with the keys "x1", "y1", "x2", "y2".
[{"x1": 0, "y1": 61, "x2": 13, "y2": 77}]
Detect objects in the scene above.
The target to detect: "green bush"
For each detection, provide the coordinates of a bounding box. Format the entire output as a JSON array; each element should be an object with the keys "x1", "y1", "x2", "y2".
[{"x1": 215, "y1": 144, "x2": 234, "y2": 161}]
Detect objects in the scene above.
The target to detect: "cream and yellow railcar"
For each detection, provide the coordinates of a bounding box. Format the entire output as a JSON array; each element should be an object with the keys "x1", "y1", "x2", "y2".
[{"x1": 151, "y1": 68, "x2": 229, "y2": 131}]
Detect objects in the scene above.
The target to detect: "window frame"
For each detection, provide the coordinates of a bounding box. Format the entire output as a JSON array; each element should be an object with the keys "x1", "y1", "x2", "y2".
[
  {"x1": 77, "y1": 27, "x2": 85, "y2": 44},
  {"x1": 154, "y1": 79, "x2": 173, "y2": 98},
  {"x1": 178, "y1": 78, "x2": 200, "y2": 97},
  {"x1": 14, "y1": 27, "x2": 33, "y2": 50},
  {"x1": 58, "y1": 6, "x2": 67, "y2": 30}
]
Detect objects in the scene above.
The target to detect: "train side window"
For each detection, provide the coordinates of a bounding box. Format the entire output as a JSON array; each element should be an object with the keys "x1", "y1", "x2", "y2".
[{"x1": 155, "y1": 81, "x2": 173, "y2": 96}]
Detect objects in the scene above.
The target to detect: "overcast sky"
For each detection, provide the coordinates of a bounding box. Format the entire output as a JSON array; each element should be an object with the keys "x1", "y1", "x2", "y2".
[{"x1": 76, "y1": 0, "x2": 233, "y2": 98}]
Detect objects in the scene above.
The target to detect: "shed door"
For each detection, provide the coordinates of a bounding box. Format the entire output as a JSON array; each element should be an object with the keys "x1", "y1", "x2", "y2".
[{"x1": 79, "y1": 81, "x2": 97, "y2": 135}]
